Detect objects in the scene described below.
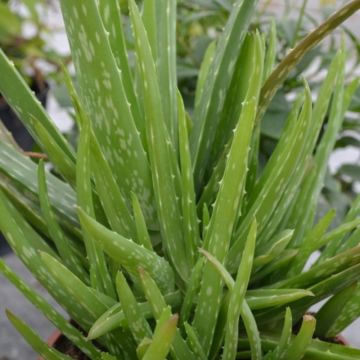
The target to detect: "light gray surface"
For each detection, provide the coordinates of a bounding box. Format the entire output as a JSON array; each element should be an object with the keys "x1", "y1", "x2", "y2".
[{"x1": 0, "y1": 249, "x2": 64, "y2": 360}]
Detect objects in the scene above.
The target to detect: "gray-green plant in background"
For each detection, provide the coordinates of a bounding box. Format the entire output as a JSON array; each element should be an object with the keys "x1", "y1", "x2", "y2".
[
  {"x1": 0, "y1": 0, "x2": 68, "y2": 88},
  {"x1": 1, "y1": 0, "x2": 360, "y2": 359}
]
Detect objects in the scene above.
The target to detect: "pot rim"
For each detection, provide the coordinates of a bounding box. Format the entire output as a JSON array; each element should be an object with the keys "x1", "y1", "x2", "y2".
[{"x1": 37, "y1": 329, "x2": 62, "y2": 360}]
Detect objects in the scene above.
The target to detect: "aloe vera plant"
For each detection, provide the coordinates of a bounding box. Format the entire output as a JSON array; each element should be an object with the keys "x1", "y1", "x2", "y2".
[{"x1": 1, "y1": 0, "x2": 360, "y2": 359}]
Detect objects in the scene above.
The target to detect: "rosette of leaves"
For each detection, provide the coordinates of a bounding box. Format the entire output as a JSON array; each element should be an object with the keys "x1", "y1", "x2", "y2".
[{"x1": 1, "y1": 1, "x2": 360, "y2": 360}]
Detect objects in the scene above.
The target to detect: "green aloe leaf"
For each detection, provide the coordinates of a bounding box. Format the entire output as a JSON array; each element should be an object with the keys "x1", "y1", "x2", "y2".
[
  {"x1": 258, "y1": 263, "x2": 360, "y2": 327},
  {"x1": 241, "y1": 301, "x2": 263, "y2": 360},
  {"x1": 258, "y1": 51, "x2": 353, "y2": 253},
  {"x1": 129, "y1": 0, "x2": 188, "y2": 280},
  {"x1": 154, "y1": 0, "x2": 178, "y2": 145},
  {"x1": 193, "y1": 95, "x2": 258, "y2": 352},
  {"x1": 345, "y1": 194, "x2": 360, "y2": 221},
  {"x1": 247, "y1": 92, "x2": 304, "y2": 210},
  {"x1": 327, "y1": 282, "x2": 360, "y2": 337},
  {"x1": 197, "y1": 146, "x2": 227, "y2": 216},
  {"x1": 259, "y1": 51, "x2": 345, "y2": 247},
  {"x1": 39, "y1": 251, "x2": 113, "y2": 325},
  {"x1": 315, "y1": 284, "x2": 357, "y2": 337},
  {"x1": 253, "y1": 230, "x2": 294, "y2": 270},
  {"x1": 190, "y1": 0, "x2": 259, "y2": 189},
  {"x1": 244, "y1": 124, "x2": 261, "y2": 206},
  {"x1": 200, "y1": 229, "x2": 262, "y2": 360},
  {"x1": 288, "y1": 210, "x2": 335, "y2": 275},
  {"x1": 77, "y1": 119, "x2": 115, "y2": 298},
  {"x1": 0, "y1": 189, "x2": 104, "y2": 332},
  {"x1": 142, "y1": 308, "x2": 178, "y2": 360},
  {"x1": 0, "y1": 142, "x2": 78, "y2": 228},
  {"x1": 290, "y1": 48, "x2": 349, "y2": 246},
  {"x1": 37, "y1": 160, "x2": 87, "y2": 281},
  {"x1": 284, "y1": 49, "x2": 343, "y2": 233},
  {"x1": 202, "y1": 203, "x2": 210, "y2": 238},
  {"x1": 0, "y1": 189, "x2": 57, "y2": 263},
  {"x1": 281, "y1": 315, "x2": 316, "y2": 360},
  {"x1": 131, "y1": 192, "x2": 153, "y2": 250},
  {"x1": 116, "y1": 271, "x2": 152, "y2": 343},
  {"x1": 246, "y1": 289, "x2": 314, "y2": 310},
  {"x1": 97, "y1": 0, "x2": 144, "y2": 143},
  {"x1": 180, "y1": 258, "x2": 204, "y2": 323},
  {"x1": 38, "y1": 252, "x2": 130, "y2": 356},
  {"x1": 0, "y1": 260, "x2": 101, "y2": 360},
  {"x1": 210, "y1": 31, "x2": 264, "y2": 170},
  {"x1": 59, "y1": 0, "x2": 156, "y2": 226},
  {"x1": 340, "y1": 227, "x2": 360, "y2": 259},
  {"x1": 138, "y1": 269, "x2": 195, "y2": 360},
  {"x1": 178, "y1": 91, "x2": 201, "y2": 265},
  {"x1": 251, "y1": 250, "x2": 298, "y2": 284},
  {"x1": 90, "y1": 134, "x2": 135, "y2": 239},
  {"x1": 6, "y1": 310, "x2": 73, "y2": 360},
  {"x1": 78, "y1": 209, "x2": 174, "y2": 293},
  {"x1": 229, "y1": 84, "x2": 312, "y2": 270},
  {"x1": 209, "y1": 292, "x2": 231, "y2": 360},
  {"x1": 60, "y1": 63, "x2": 84, "y2": 130},
  {"x1": 136, "y1": 338, "x2": 152, "y2": 359},
  {"x1": 0, "y1": 49, "x2": 75, "y2": 170},
  {"x1": 273, "y1": 246, "x2": 360, "y2": 290},
  {"x1": 241, "y1": 332, "x2": 360, "y2": 359},
  {"x1": 314, "y1": 219, "x2": 360, "y2": 263},
  {"x1": 138, "y1": 267, "x2": 168, "y2": 317},
  {"x1": 196, "y1": 249, "x2": 312, "y2": 311},
  {"x1": 31, "y1": 117, "x2": 76, "y2": 184},
  {"x1": 275, "y1": 307, "x2": 293, "y2": 359},
  {"x1": 223, "y1": 220, "x2": 257, "y2": 360},
  {"x1": 195, "y1": 41, "x2": 216, "y2": 109},
  {"x1": 101, "y1": 353, "x2": 117, "y2": 360},
  {"x1": 184, "y1": 323, "x2": 207, "y2": 360},
  {"x1": 142, "y1": 0, "x2": 178, "y2": 144},
  {"x1": 143, "y1": 0, "x2": 157, "y2": 57},
  {"x1": 0, "y1": 175, "x2": 49, "y2": 237},
  {"x1": 199, "y1": 248, "x2": 234, "y2": 289},
  {"x1": 87, "y1": 291, "x2": 181, "y2": 340}
]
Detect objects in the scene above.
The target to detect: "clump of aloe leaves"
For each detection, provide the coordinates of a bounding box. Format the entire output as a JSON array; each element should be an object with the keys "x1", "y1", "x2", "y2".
[{"x1": 1, "y1": 0, "x2": 360, "y2": 359}]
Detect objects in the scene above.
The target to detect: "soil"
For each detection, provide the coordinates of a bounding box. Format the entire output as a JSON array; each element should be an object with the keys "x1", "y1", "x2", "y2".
[{"x1": 53, "y1": 335, "x2": 89, "y2": 360}]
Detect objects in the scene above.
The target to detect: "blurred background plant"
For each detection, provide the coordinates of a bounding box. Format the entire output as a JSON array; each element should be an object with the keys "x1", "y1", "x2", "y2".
[
  {"x1": 0, "y1": 0, "x2": 69, "y2": 87},
  {"x1": 0, "y1": 0, "x2": 69, "y2": 151}
]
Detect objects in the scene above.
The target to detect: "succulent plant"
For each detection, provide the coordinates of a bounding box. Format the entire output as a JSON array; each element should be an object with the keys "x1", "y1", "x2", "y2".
[{"x1": 1, "y1": 0, "x2": 360, "y2": 359}]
